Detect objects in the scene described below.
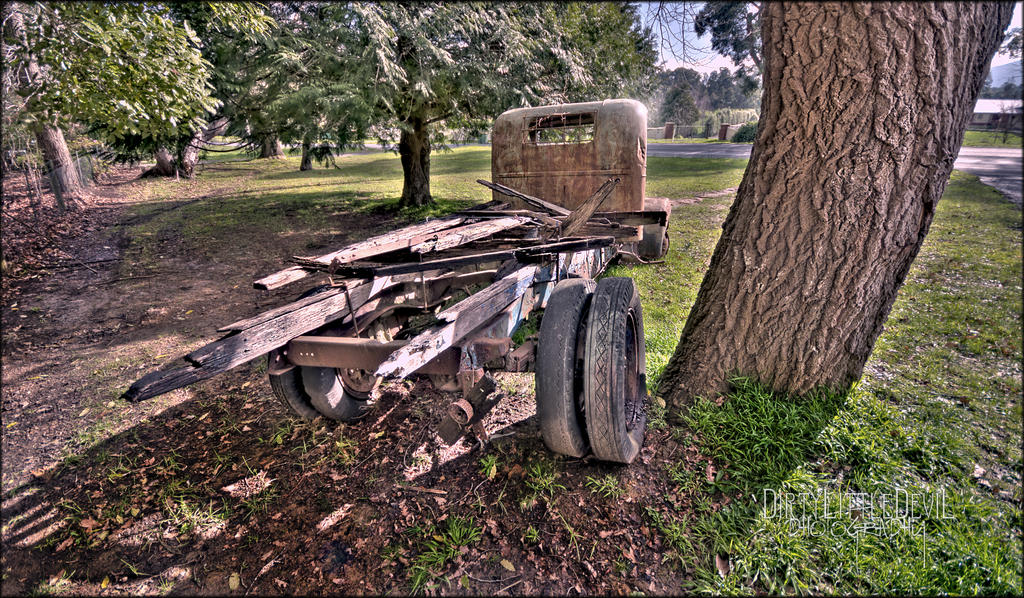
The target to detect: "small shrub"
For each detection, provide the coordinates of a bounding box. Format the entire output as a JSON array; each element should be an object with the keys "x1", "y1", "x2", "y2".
[{"x1": 730, "y1": 121, "x2": 758, "y2": 143}]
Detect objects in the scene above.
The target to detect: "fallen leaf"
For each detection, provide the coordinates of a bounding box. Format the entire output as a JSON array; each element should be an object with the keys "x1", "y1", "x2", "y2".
[
  {"x1": 101, "y1": 576, "x2": 110, "y2": 589},
  {"x1": 55, "y1": 536, "x2": 74, "y2": 552},
  {"x1": 79, "y1": 518, "x2": 100, "y2": 531},
  {"x1": 274, "y1": 578, "x2": 288, "y2": 589},
  {"x1": 228, "y1": 572, "x2": 240, "y2": 591},
  {"x1": 972, "y1": 464, "x2": 986, "y2": 478},
  {"x1": 500, "y1": 559, "x2": 515, "y2": 572},
  {"x1": 705, "y1": 462, "x2": 715, "y2": 483}
]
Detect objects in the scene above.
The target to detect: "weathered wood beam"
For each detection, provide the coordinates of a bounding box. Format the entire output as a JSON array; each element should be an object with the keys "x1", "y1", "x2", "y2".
[
  {"x1": 123, "y1": 281, "x2": 371, "y2": 402},
  {"x1": 476, "y1": 179, "x2": 571, "y2": 217},
  {"x1": 326, "y1": 237, "x2": 616, "y2": 278},
  {"x1": 253, "y1": 216, "x2": 468, "y2": 290},
  {"x1": 559, "y1": 178, "x2": 620, "y2": 238},
  {"x1": 410, "y1": 216, "x2": 530, "y2": 253},
  {"x1": 375, "y1": 266, "x2": 539, "y2": 379}
]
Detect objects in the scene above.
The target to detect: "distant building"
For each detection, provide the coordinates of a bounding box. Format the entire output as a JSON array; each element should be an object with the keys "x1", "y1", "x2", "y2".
[{"x1": 970, "y1": 99, "x2": 1022, "y2": 132}]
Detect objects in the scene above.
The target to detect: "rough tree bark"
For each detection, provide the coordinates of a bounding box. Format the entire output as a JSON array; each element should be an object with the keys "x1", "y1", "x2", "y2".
[
  {"x1": 34, "y1": 124, "x2": 83, "y2": 203},
  {"x1": 299, "y1": 138, "x2": 312, "y2": 171},
  {"x1": 659, "y1": 2, "x2": 1013, "y2": 413},
  {"x1": 179, "y1": 117, "x2": 229, "y2": 178},
  {"x1": 150, "y1": 148, "x2": 176, "y2": 177},
  {"x1": 259, "y1": 136, "x2": 285, "y2": 159},
  {"x1": 399, "y1": 116, "x2": 432, "y2": 207}
]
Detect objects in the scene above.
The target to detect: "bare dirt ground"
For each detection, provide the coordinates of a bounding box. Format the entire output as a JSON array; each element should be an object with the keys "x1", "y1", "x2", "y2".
[{"x1": 2, "y1": 164, "x2": 702, "y2": 595}]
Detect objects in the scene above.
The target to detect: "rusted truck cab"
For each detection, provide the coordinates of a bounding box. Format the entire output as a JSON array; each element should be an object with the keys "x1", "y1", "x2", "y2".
[{"x1": 492, "y1": 99, "x2": 670, "y2": 257}]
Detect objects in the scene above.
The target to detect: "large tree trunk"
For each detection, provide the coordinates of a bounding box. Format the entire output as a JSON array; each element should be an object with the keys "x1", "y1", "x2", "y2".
[
  {"x1": 179, "y1": 117, "x2": 229, "y2": 178},
  {"x1": 399, "y1": 116, "x2": 432, "y2": 207},
  {"x1": 35, "y1": 124, "x2": 83, "y2": 204},
  {"x1": 153, "y1": 148, "x2": 177, "y2": 176},
  {"x1": 259, "y1": 136, "x2": 285, "y2": 159},
  {"x1": 299, "y1": 138, "x2": 313, "y2": 171},
  {"x1": 659, "y1": 2, "x2": 1013, "y2": 413}
]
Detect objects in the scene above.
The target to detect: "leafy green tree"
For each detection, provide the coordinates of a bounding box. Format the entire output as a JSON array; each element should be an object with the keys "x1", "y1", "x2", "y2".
[
  {"x1": 348, "y1": 2, "x2": 657, "y2": 207},
  {"x1": 3, "y1": 2, "x2": 271, "y2": 189},
  {"x1": 694, "y1": 1, "x2": 762, "y2": 92},
  {"x1": 3, "y1": 2, "x2": 216, "y2": 196},
  {"x1": 1002, "y1": 27, "x2": 1021, "y2": 58},
  {"x1": 704, "y1": 68, "x2": 757, "y2": 109},
  {"x1": 660, "y1": 83, "x2": 700, "y2": 128}
]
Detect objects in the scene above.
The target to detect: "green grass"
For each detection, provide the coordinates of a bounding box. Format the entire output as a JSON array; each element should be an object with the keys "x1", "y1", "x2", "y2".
[
  {"x1": 638, "y1": 171, "x2": 1022, "y2": 594},
  {"x1": 645, "y1": 157, "x2": 747, "y2": 197},
  {"x1": 122, "y1": 147, "x2": 492, "y2": 274},
  {"x1": 961, "y1": 130, "x2": 1023, "y2": 148},
  {"x1": 408, "y1": 516, "x2": 482, "y2": 593}
]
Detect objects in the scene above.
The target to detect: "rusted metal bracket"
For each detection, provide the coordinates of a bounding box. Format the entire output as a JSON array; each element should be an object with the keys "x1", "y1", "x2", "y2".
[
  {"x1": 506, "y1": 340, "x2": 536, "y2": 372},
  {"x1": 437, "y1": 374, "x2": 502, "y2": 446},
  {"x1": 267, "y1": 347, "x2": 296, "y2": 376}
]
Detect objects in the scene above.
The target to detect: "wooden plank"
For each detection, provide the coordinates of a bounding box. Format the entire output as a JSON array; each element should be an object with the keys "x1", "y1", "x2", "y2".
[
  {"x1": 455, "y1": 209, "x2": 562, "y2": 227},
  {"x1": 122, "y1": 365, "x2": 223, "y2": 403},
  {"x1": 221, "y1": 271, "x2": 437, "y2": 332},
  {"x1": 410, "y1": 217, "x2": 530, "y2": 253},
  {"x1": 253, "y1": 217, "x2": 467, "y2": 290},
  {"x1": 125, "y1": 284, "x2": 370, "y2": 402},
  {"x1": 559, "y1": 178, "x2": 620, "y2": 238},
  {"x1": 376, "y1": 266, "x2": 539, "y2": 378},
  {"x1": 218, "y1": 287, "x2": 345, "y2": 332},
  {"x1": 571, "y1": 222, "x2": 641, "y2": 241},
  {"x1": 302, "y1": 216, "x2": 469, "y2": 264},
  {"x1": 187, "y1": 282, "x2": 371, "y2": 369},
  {"x1": 254, "y1": 266, "x2": 315, "y2": 291},
  {"x1": 328, "y1": 237, "x2": 616, "y2": 278},
  {"x1": 476, "y1": 179, "x2": 571, "y2": 217}
]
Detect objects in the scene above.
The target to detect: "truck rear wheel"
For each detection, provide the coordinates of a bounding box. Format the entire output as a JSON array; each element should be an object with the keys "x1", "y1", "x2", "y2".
[
  {"x1": 583, "y1": 277, "x2": 647, "y2": 464},
  {"x1": 301, "y1": 366, "x2": 374, "y2": 421},
  {"x1": 535, "y1": 278, "x2": 595, "y2": 458},
  {"x1": 268, "y1": 350, "x2": 320, "y2": 421},
  {"x1": 268, "y1": 285, "x2": 331, "y2": 421}
]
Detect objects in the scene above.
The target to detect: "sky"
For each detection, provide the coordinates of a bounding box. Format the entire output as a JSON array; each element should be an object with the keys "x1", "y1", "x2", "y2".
[{"x1": 643, "y1": 2, "x2": 1023, "y2": 74}]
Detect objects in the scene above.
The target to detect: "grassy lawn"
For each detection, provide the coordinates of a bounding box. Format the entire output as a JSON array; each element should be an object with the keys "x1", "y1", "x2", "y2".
[
  {"x1": 961, "y1": 130, "x2": 1023, "y2": 148},
  {"x1": 612, "y1": 169, "x2": 1021, "y2": 593},
  {"x1": 56, "y1": 147, "x2": 1020, "y2": 593}
]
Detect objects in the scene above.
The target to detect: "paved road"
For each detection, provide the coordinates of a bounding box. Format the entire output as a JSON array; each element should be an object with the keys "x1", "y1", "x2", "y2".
[{"x1": 648, "y1": 142, "x2": 1023, "y2": 205}]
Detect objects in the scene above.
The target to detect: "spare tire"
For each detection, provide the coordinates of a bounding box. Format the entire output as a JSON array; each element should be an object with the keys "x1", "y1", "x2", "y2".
[
  {"x1": 535, "y1": 278, "x2": 595, "y2": 458},
  {"x1": 583, "y1": 277, "x2": 647, "y2": 464}
]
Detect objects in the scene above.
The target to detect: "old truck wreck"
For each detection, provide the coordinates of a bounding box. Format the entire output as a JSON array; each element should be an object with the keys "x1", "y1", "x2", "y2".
[{"x1": 124, "y1": 99, "x2": 671, "y2": 464}]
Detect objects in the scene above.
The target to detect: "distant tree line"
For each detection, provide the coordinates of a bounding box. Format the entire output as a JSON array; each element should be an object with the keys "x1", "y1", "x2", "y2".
[
  {"x1": 649, "y1": 66, "x2": 759, "y2": 134},
  {"x1": 3, "y1": 1, "x2": 659, "y2": 208}
]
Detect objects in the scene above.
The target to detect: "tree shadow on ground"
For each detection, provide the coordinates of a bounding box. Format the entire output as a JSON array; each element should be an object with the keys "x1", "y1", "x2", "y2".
[{"x1": 1, "y1": 365, "x2": 547, "y2": 595}]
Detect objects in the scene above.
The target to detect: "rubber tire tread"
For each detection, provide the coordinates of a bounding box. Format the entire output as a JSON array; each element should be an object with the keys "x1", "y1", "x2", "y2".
[
  {"x1": 302, "y1": 366, "x2": 371, "y2": 421},
  {"x1": 269, "y1": 366, "x2": 320, "y2": 420},
  {"x1": 266, "y1": 284, "x2": 332, "y2": 421},
  {"x1": 535, "y1": 278, "x2": 596, "y2": 458},
  {"x1": 583, "y1": 277, "x2": 647, "y2": 464}
]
